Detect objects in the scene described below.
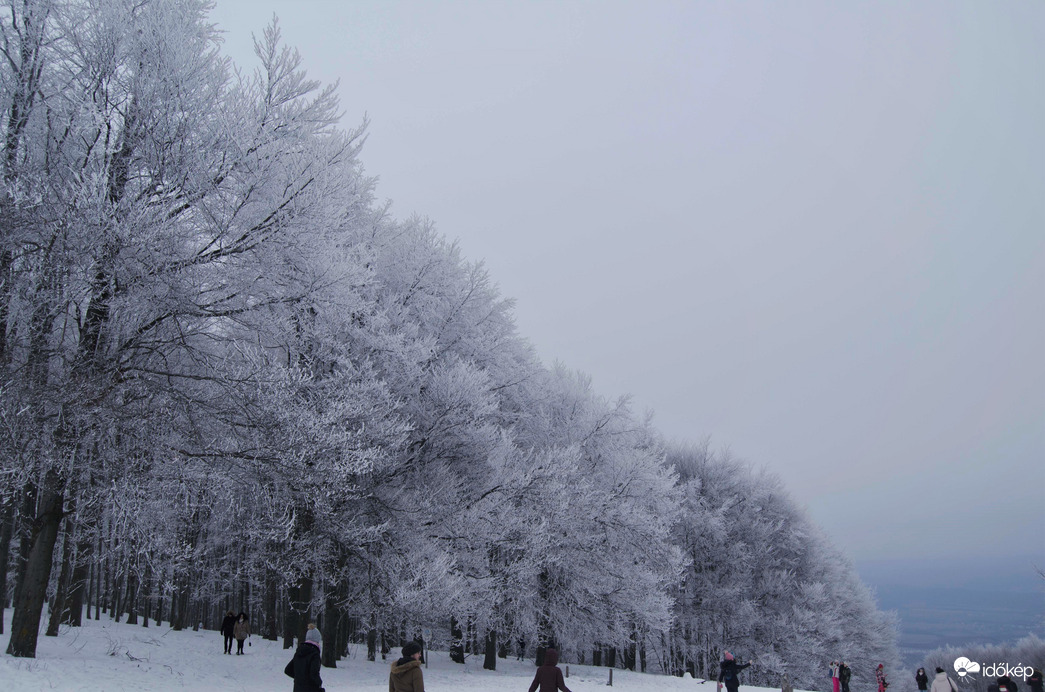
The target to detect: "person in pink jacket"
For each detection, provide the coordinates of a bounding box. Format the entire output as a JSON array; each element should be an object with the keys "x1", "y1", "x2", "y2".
[{"x1": 877, "y1": 664, "x2": 888, "y2": 692}]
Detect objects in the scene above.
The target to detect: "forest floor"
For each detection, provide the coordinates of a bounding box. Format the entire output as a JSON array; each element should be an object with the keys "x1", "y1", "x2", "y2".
[{"x1": 0, "y1": 609, "x2": 789, "y2": 691}]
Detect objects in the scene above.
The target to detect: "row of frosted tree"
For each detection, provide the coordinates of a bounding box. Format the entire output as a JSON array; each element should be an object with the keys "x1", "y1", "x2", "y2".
[{"x1": 0, "y1": 1, "x2": 898, "y2": 686}]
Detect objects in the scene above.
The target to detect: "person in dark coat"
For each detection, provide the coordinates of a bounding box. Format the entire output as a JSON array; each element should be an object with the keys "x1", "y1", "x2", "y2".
[
  {"x1": 719, "y1": 651, "x2": 751, "y2": 692},
  {"x1": 233, "y1": 612, "x2": 250, "y2": 654},
  {"x1": 997, "y1": 675, "x2": 1019, "y2": 692},
  {"x1": 840, "y1": 662, "x2": 852, "y2": 692},
  {"x1": 528, "y1": 647, "x2": 572, "y2": 692},
  {"x1": 917, "y1": 668, "x2": 930, "y2": 692},
  {"x1": 284, "y1": 636, "x2": 324, "y2": 692},
  {"x1": 220, "y1": 610, "x2": 237, "y2": 655},
  {"x1": 1027, "y1": 669, "x2": 1042, "y2": 692},
  {"x1": 389, "y1": 641, "x2": 425, "y2": 692}
]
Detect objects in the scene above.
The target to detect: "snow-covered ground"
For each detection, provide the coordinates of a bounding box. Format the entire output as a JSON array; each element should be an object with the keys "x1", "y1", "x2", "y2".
[{"x1": 0, "y1": 609, "x2": 793, "y2": 692}]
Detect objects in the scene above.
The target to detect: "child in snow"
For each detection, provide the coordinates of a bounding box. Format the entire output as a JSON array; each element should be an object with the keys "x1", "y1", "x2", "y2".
[
  {"x1": 877, "y1": 664, "x2": 888, "y2": 692},
  {"x1": 528, "y1": 647, "x2": 572, "y2": 692},
  {"x1": 719, "y1": 652, "x2": 751, "y2": 692}
]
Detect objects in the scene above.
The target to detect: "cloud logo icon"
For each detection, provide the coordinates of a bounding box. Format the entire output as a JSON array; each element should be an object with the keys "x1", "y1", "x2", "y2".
[{"x1": 954, "y1": 658, "x2": 981, "y2": 678}]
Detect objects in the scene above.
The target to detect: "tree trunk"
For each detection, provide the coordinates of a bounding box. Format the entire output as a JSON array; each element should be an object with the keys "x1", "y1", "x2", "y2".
[
  {"x1": 94, "y1": 532, "x2": 102, "y2": 620},
  {"x1": 264, "y1": 572, "x2": 278, "y2": 640},
  {"x1": 336, "y1": 609, "x2": 350, "y2": 660},
  {"x1": 142, "y1": 570, "x2": 151, "y2": 628},
  {"x1": 172, "y1": 575, "x2": 189, "y2": 631},
  {"x1": 64, "y1": 532, "x2": 91, "y2": 626},
  {"x1": 11, "y1": 482, "x2": 38, "y2": 607},
  {"x1": 450, "y1": 616, "x2": 465, "y2": 664},
  {"x1": 0, "y1": 496, "x2": 15, "y2": 635},
  {"x1": 623, "y1": 627, "x2": 637, "y2": 671},
  {"x1": 85, "y1": 557, "x2": 94, "y2": 620},
  {"x1": 483, "y1": 629, "x2": 497, "y2": 671},
  {"x1": 284, "y1": 583, "x2": 299, "y2": 649},
  {"x1": 367, "y1": 611, "x2": 377, "y2": 661},
  {"x1": 321, "y1": 590, "x2": 337, "y2": 668},
  {"x1": 45, "y1": 522, "x2": 74, "y2": 636},
  {"x1": 6, "y1": 470, "x2": 63, "y2": 657},
  {"x1": 291, "y1": 575, "x2": 312, "y2": 644},
  {"x1": 111, "y1": 566, "x2": 123, "y2": 622},
  {"x1": 125, "y1": 569, "x2": 138, "y2": 625}
]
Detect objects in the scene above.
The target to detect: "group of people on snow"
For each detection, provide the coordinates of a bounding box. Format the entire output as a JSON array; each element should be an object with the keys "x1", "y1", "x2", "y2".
[
  {"x1": 219, "y1": 623, "x2": 1045, "y2": 692},
  {"x1": 219, "y1": 610, "x2": 251, "y2": 655},
  {"x1": 829, "y1": 660, "x2": 853, "y2": 692},
  {"x1": 915, "y1": 665, "x2": 1043, "y2": 692},
  {"x1": 281, "y1": 625, "x2": 428, "y2": 692}
]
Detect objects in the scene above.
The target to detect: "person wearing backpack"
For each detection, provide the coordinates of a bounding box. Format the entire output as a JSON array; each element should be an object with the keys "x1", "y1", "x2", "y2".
[
  {"x1": 877, "y1": 664, "x2": 888, "y2": 692},
  {"x1": 718, "y1": 651, "x2": 751, "y2": 692},
  {"x1": 930, "y1": 667, "x2": 958, "y2": 692}
]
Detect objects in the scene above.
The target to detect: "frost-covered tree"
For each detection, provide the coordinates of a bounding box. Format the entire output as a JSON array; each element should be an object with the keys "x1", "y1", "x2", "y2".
[
  {"x1": 0, "y1": 2, "x2": 899, "y2": 680},
  {"x1": 0, "y1": 0, "x2": 371, "y2": 656},
  {"x1": 666, "y1": 441, "x2": 899, "y2": 687}
]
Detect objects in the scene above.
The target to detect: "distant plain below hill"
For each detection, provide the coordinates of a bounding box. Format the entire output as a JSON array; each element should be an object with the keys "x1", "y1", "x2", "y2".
[{"x1": 856, "y1": 554, "x2": 1045, "y2": 666}]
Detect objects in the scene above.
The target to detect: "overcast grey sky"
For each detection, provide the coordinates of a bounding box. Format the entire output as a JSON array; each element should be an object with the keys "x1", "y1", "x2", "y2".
[{"x1": 210, "y1": 0, "x2": 1043, "y2": 566}]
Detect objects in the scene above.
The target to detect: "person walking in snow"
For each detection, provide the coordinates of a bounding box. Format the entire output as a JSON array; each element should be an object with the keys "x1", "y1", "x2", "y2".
[
  {"x1": 876, "y1": 664, "x2": 888, "y2": 692},
  {"x1": 719, "y1": 651, "x2": 751, "y2": 692},
  {"x1": 831, "y1": 661, "x2": 841, "y2": 692},
  {"x1": 528, "y1": 647, "x2": 572, "y2": 692},
  {"x1": 930, "y1": 666, "x2": 958, "y2": 692},
  {"x1": 840, "y1": 662, "x2": 852, "y2": 692},
  {"x1": 233, "y1": 612, "x2": 250, "y2": 655},
  {"x1": 916, "y1": 668, "x2": 930, "y2": 692},
  {"x1": 389, "y1": 640, "x2": 425, "y2": 692},
  {"x1": 220, "y1": 610, "x2": 237, "y2": 655},
  {"x1": 1027, "y1": 669, "x2": 1043, "y2": 692},
  {"x1": 285, "y1": 629, "x2": 325, "y2": 692}
]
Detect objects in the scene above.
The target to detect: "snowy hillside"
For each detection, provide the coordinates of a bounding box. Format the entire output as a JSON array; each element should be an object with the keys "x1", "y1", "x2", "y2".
[{"x1": 0, "y1": 611, "x2": 800, "y2": 692}]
